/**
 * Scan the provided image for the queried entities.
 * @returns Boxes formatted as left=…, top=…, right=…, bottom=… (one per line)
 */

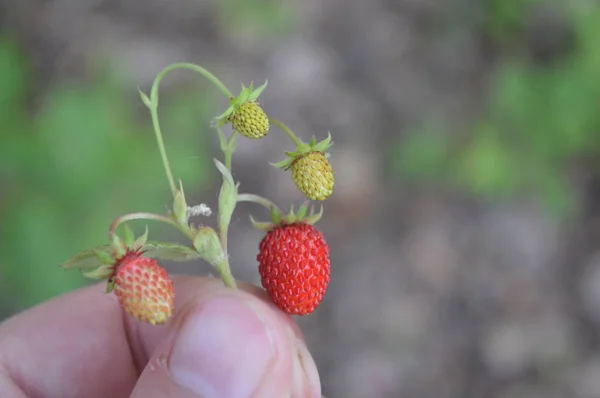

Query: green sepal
left=105, top=279, right=115, bottom=294
left=297, top=202, right=309, bottom=220
left=122, top=225, right=135, bottom=247
left=313, top=132, right=333, bottom=152
left=173, top=181, right=188, bottom=225
left=138, top=88, right=152, bottom=109
left=304, top=204, right=324, bottom=225
left=82, top=264, right=114, bottom=280
left=142, top=241, right=202, bottom=262
left=248, top=80, right=268, bottom=101
left=94, top=248, right=114, bottom=266
left=132, top=226, right=149, bottom=251
left=61, top=245, right=113, bottom=271
left=270, top=206, right=282, bottom=225
left=270, top=132, right=333, bottom=171
left=214, top=158, right=238, bottom=237
left=249, top=214, right=274, bottom=231
left=286, top=204, right=296, bottom=222
left=248, top=203, right=325, bottom=232
left=111, top=233, right=127, bottom=259
left=270, top=157, right=295, bottom=170
left=192, top=227, right=226, bottom=267
left=212, top=81, right=268, bottom=127
left=61, top=237, right=201, bottom=272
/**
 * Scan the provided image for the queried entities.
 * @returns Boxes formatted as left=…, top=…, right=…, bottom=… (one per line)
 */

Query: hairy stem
left=147, top=63, right=234, bottom=198
left=237, top=193, right=283, bottom=214
left=216, top=258, right=237, bottom=289
left=109, top=212, right=193, bottom=242
left=224, top=131, right=238, bottom=171
left=148, top=105, right=178, bottom=197
left=151, top=63, right=233, bottom=101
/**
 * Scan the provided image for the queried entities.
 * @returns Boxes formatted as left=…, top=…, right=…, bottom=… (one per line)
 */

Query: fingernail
left=169, top=295, right=274, bottom=398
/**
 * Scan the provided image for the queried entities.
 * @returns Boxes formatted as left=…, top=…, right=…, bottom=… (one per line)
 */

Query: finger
left=0, top=275, right=320, bottom=398
left=131, top=283, right=321, bottom=397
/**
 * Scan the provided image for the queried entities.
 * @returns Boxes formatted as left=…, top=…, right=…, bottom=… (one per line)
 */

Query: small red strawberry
left=254, top=205, right=330, bottom=315
left=110, top=251, right=175, bottom=325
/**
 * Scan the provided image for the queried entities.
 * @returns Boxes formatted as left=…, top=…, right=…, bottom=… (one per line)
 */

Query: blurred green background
left=0, top=39, right=216, bottom=310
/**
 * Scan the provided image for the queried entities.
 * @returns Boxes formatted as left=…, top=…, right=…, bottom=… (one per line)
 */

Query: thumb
left=130, top=283, right=321, bottom=398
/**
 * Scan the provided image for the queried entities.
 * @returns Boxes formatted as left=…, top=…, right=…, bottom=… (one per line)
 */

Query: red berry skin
left=113, top=257, right=175, bottom=325
left=257, top=223, right=330, bottom=315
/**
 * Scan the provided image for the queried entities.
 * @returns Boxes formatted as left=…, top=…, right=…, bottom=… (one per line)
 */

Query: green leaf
left=141, top=241, right=202, bottom=262
left=192, top=227, right=226, bottom=267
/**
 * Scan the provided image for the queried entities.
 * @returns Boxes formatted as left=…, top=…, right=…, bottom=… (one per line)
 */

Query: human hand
left=0, top=276, right=322, bottom=398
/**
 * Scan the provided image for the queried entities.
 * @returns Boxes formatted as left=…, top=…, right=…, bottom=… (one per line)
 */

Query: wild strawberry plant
left=61, top=62, right=334, bottom=324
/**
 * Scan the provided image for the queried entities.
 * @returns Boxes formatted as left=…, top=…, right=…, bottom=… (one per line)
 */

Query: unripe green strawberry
left=291, top=151, right=334, bottom=201
left=271, top=132, right=335, bottom=201
left=112, top=255, right=175, bottom=325
left=230, top=101, right=269, bottom=139
left=257, top=223, right=330, bottom=315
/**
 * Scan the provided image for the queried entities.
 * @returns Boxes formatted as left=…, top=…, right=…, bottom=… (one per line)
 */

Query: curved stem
left=269, top=118, right=303, bottom=146
left=151, top=63, right=233, bottom=101
left=147, top=63, right=234, bottom=198
left=109, top=212, right=193, bottom=242
left=237, top=193, right=283, bottom=214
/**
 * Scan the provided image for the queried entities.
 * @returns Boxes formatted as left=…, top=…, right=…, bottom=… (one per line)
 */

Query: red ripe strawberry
left=257, top=223, right=330, bottom=315
left=111, top=252, right=175, bottom=325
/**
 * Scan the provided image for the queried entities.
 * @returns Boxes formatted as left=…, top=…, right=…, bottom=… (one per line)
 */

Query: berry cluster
left=61, top=62, right=335, bottom=324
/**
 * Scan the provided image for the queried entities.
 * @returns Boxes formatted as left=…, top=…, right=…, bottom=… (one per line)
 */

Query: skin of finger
left=130, top=288, right=300, bottom=398
left=126, top=276, right=307, bottom=370
left=0, top=275, right=308, bottom=398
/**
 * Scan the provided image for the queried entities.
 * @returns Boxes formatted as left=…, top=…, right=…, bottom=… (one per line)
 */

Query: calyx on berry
left=213, top=81, right=268, bottom=127
left=271, top=132, right=333, bottom=171
left=249, top=202, right=324, bottom=232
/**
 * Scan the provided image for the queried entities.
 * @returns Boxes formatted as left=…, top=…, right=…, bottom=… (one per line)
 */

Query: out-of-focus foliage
left=217, top=0, right=296, bottom=38
left=0, top=37, right=212, bottom=311
left=392, top=2, right=600, bottom=216
left=0, top=0, right=292, bottom=316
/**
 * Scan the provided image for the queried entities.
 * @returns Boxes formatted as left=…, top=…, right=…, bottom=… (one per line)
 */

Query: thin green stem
left=216, top=258, right=237, bottom=288
left=151, top=63, right=233, bottom=101
left=224, top=131, right=238, bottom=171
left=109, top=212, right=194, bottom=242
left=147, top=63, right=234, bottom=198
left=237, top=193, right=283, bottom=214
left=270, top=118, right=303, bottom=146
left=149, top=106, right=178, bottom=197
